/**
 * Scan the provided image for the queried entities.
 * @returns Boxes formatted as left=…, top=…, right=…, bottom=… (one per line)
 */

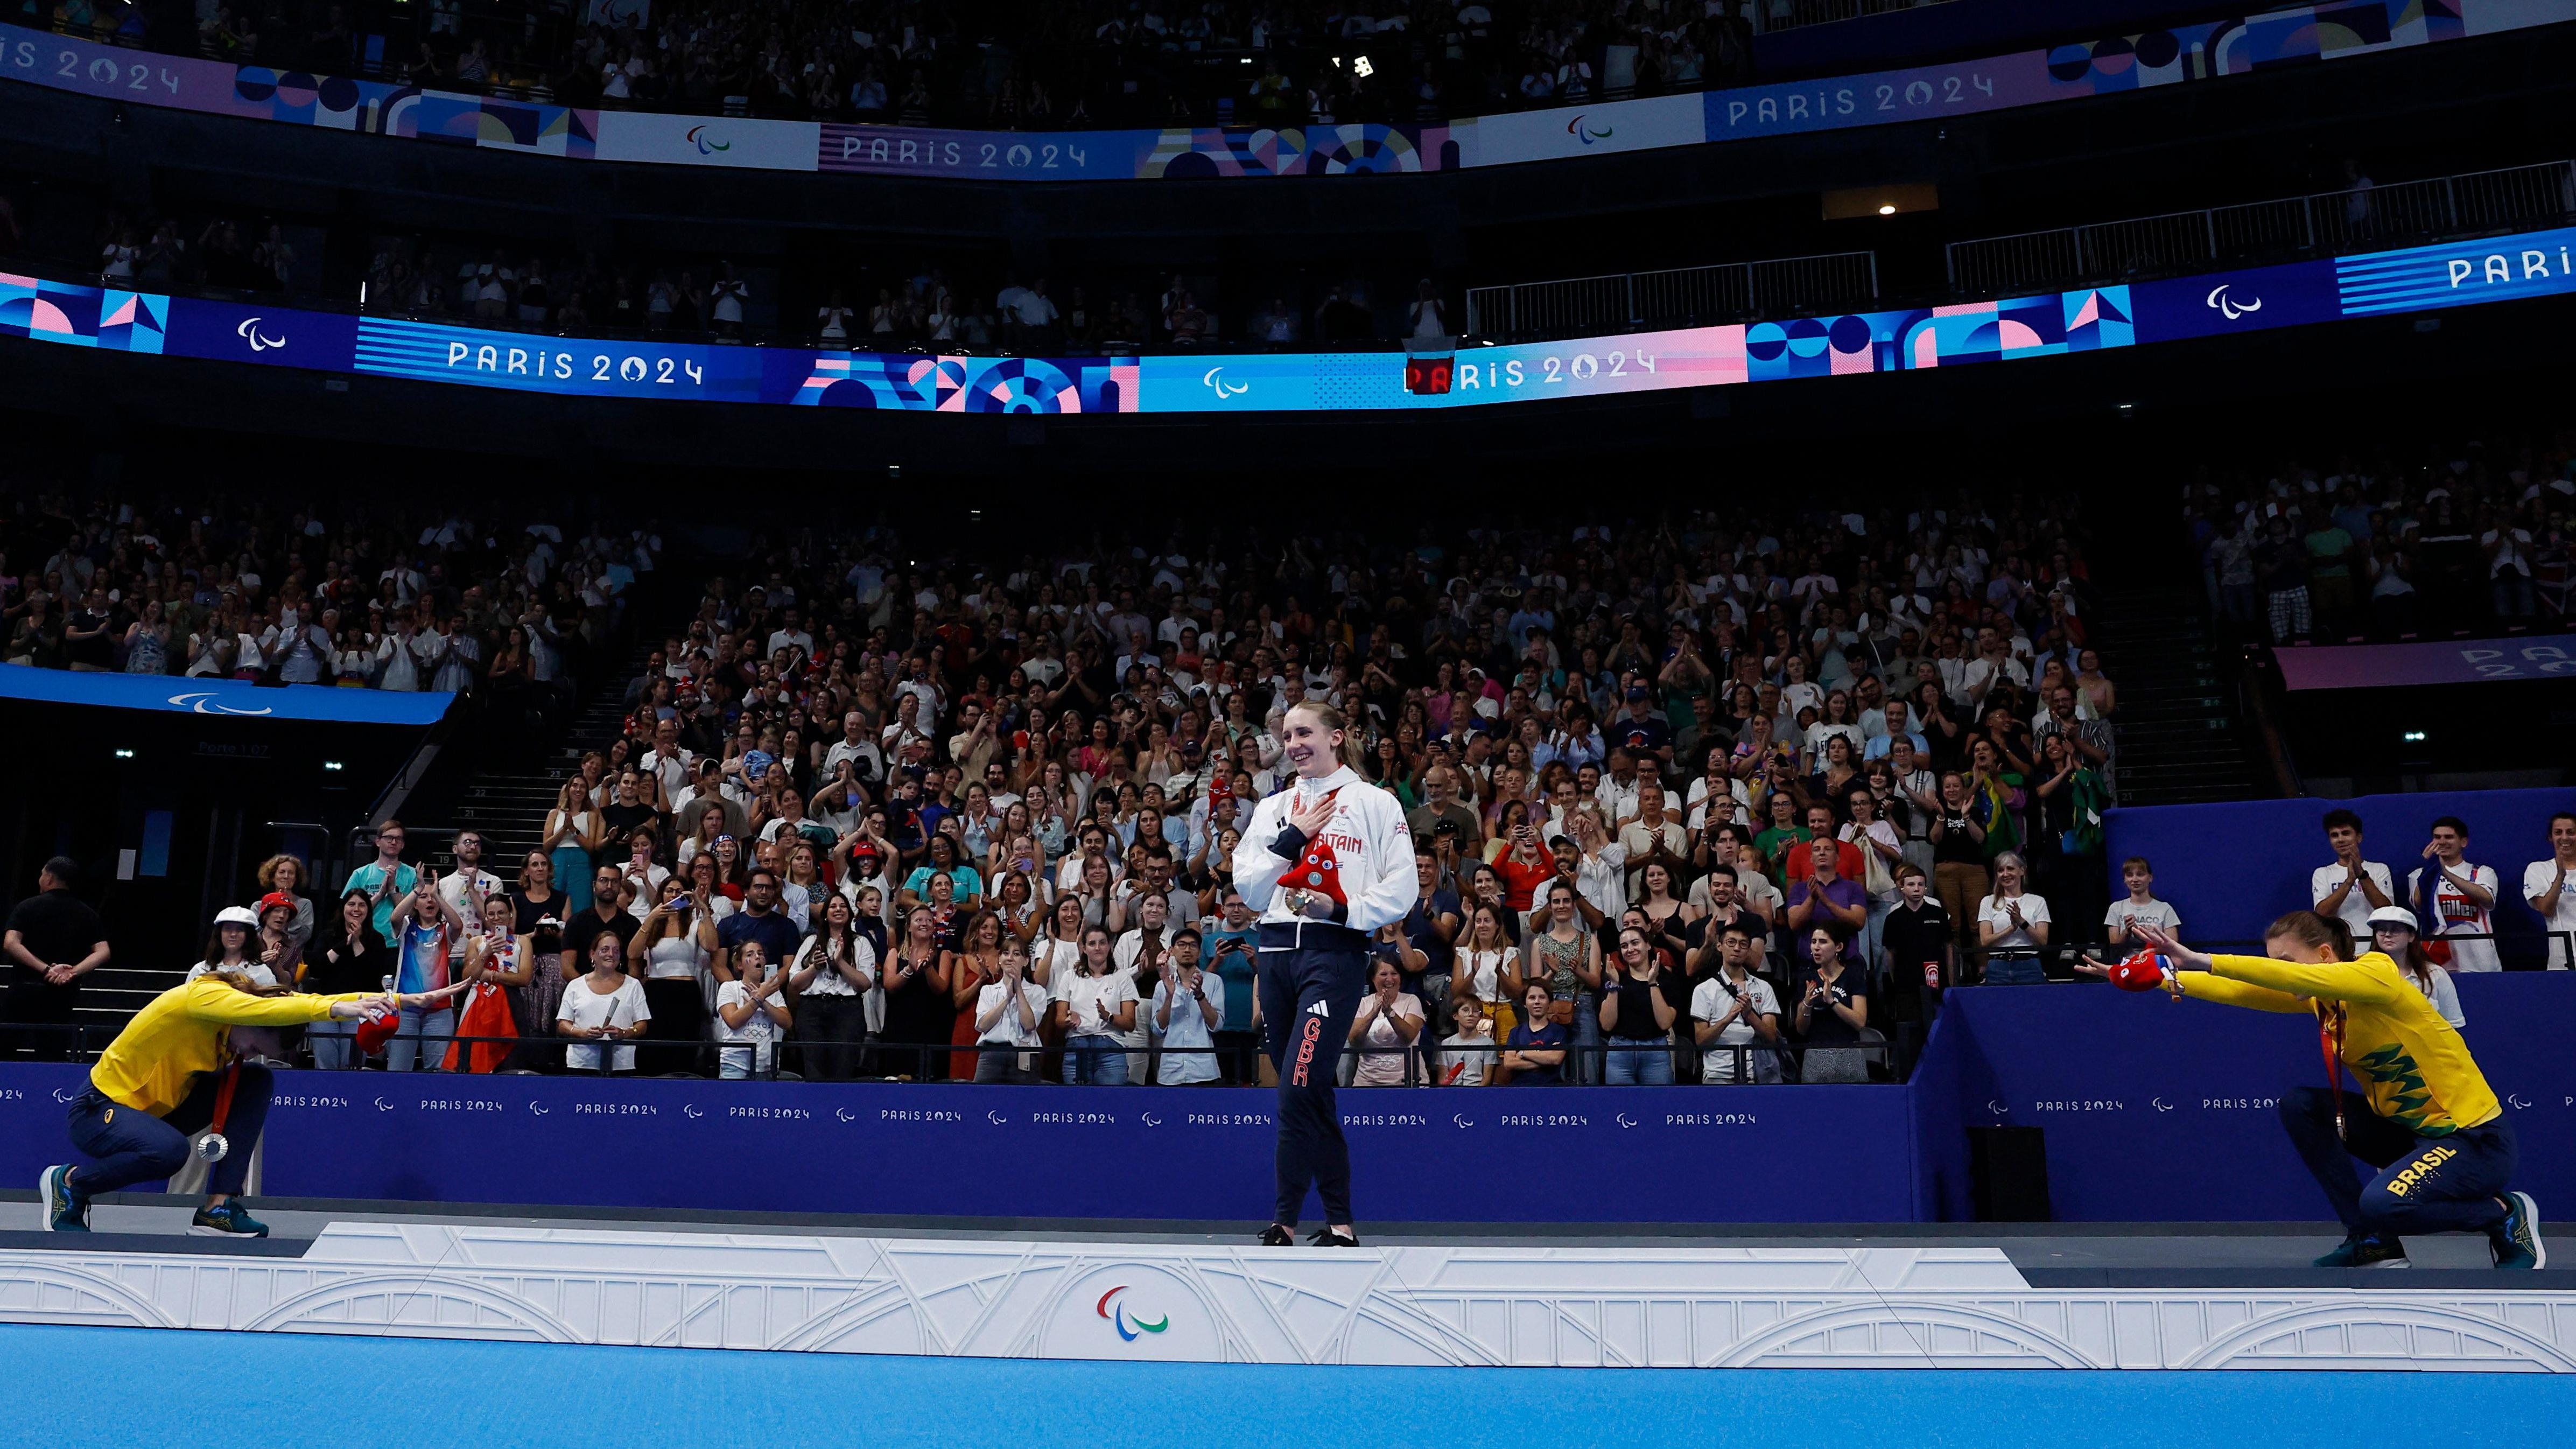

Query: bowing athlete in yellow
left=2090, top=911, right=2543, bottom=1269
left=39, top=969, right=464, bottom=1238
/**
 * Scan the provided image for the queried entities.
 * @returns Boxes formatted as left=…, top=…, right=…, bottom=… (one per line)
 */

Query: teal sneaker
left=188, top=1202, right=269, bottom=1239
left=38, top=1165, right=88, bottom=1233
left=2314, top=1233, right=2409, bottom=1268
left=2491, top=1191, right=2546, bottom=1270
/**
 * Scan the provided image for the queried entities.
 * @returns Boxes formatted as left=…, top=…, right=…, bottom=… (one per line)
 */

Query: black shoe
left=1258, top=1224, right=1295, bottom=1246
left=1308, top=1227, right=1361, bottom=1247
left=2314, top=1233, right=2408, bottom=1269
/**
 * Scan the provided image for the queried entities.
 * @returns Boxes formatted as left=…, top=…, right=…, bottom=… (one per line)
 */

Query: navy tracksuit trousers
left=1259, top=920, right=1369, bottom=1226
left=2278, top=1085, right=2515, bottom=1238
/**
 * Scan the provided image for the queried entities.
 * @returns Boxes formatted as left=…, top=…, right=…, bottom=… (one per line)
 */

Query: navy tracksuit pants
left=1259, top=920, right=1369, bottom=1227
left=2278, top=1084, right=2515, bottom=1239
left=67, top=1063, right=273, bottom=1198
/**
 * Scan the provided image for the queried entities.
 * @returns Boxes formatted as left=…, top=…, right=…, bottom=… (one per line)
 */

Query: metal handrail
left=1466, top=250, right=1880, bottom=342
left=1946, top=159, right=2576, bottom=296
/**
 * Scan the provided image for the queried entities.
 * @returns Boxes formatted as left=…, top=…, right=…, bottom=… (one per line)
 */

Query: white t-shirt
left=2310, top=859, right=2395, bottom=942
left=795, top=933, right=877, bottom=996
left=975, top=978, right=1051, bottom=1048
left=1977, top=892, right=2051, bottom=953
left=437, top=868, right=506, bottom=960
left=2407, top=861, right=2501, bottom=972
left=1055, top=968, right=1139, bottom=1039
left=2523, top=858, right=2576, bottom=969
left=1690, top=972, right=1780, bottom=1076
left=2103, top=896, right=2181, bottom=942
left=2412, top=962, right=2467, bottom=1028
left=557, top=975, right=649, bottom=1072
left=715, top=979, right=786, bottom=1073
left=1147, top=973, right=1224, bottom=1083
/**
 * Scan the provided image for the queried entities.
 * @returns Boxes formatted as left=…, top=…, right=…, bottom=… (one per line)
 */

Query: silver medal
left=194, top=1132, right=230, bottom=1164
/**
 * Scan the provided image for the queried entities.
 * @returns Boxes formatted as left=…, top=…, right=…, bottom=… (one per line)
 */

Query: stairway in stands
left=2089, top=586, right=2266, bottom=806
left=448, top=640, right=658, bottom=871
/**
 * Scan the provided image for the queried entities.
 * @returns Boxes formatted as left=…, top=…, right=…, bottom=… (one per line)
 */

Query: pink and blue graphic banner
left=5, top=0, right=2564, bottom=182
left=2272, top=635, right=2576, bottom=690
left=14, top=220, right=2576, bottom=414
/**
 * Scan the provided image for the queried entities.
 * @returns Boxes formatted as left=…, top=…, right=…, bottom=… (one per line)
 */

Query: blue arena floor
left=3, top=1324, right=2573, bottom=1448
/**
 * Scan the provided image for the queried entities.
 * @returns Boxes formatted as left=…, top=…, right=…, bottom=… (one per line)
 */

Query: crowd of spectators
left=59, top=0, right=1772, bottom=130
left=0, top=487, right=656, bottom=716
left=2187, top=438, right=2576, bottom=644
left=151, top=492, right=2136, bottom=1087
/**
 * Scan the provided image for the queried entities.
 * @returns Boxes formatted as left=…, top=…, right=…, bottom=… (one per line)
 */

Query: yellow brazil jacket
left=90, top=977, right=374, bottom=1117
left=2178, top=951, right=2500, bottom=1137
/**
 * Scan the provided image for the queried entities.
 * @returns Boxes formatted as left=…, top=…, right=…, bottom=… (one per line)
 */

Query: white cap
left=213, top=905, right=260, bottom=928
left=2366, top=905, right=2420, bottom=934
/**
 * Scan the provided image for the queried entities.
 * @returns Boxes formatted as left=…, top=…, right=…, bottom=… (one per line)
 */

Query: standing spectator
left=1202, top=891, right=1261, bottom=1083
left=1789, top=925, right=1871, bottom=1083
left=436, top=829, right=503, bottom=984
left=1439, top=997, right=1497, bottom=1086
left=973, top=939, right=1049, bottom=1083
left=2256, top=515, right=2312, bottom=644
left=1975, top=852, right=2051, bottom=985
left=342, top=820, right=419, bottom=944
left=3, top=858, right=110, bottom=1060
left=1691, top=919, right=1782, bottom=1084
left=2408, top=816, right=2501, bottom=973
left=2311, top=808, right=2395, bottom=943
left=385, top=871, right=467, bottom=1070
left=1877, top=864, right=1951, bottom=1030
left=713, top=940, right=791, bottom=1079
left=2103, top=858, right=2181, bottom=948
left=1523, top=880, right=1602, bottom=1082
left=2525, top=812, right=2576, bottom=970
left=880, top=905, right=956, bottom=1081
left=1929, top=773, right=1989, bottom=976
left=1597, top=925, right=1677, bottom=1084
left=790, top=893, right=877, bottom=1080
left=1054, top=923, right=1134, bottom=1085
left=630, top=878, right=717, bottom=1075
left=303, top=890, right=386, bottom=1070
left=715, top=869, right=803, bottom=986
left=558, top=930, right=649, bottom=1075
left=1346, top=957, right=1424, bottom=1087
left=1498, top=981, right=1567, bottom=1086
left=1406, top=279, right=1450, bottom=340
left=1785, top=839, right=1866, bottom=962
left=1149, top=929, right=1224, bottom=1086
left=1840, top=788, right=1904, bottom=971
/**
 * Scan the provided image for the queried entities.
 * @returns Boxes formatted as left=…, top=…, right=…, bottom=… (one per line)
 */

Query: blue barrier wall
left=1925, top=974, right=2576, bottom=1221
left=2103, top=786, right=2575, bottom=949
left=0, top=1065, right=1915, bottom=1224
left=6, top=974, right=2567, bottom=1226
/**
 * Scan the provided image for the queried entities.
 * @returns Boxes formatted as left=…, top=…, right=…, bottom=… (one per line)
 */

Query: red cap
left=353, top=1004, right=403, bottom=1055
left=257, top=891, right=297, bottom=919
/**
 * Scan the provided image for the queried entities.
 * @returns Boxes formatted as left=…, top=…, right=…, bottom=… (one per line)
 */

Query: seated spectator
left=2368, top=905, right=2465, bottom=1029
left=557, top=929, right=648, bottom=1075
left=713, top=939, right=792, bottom=1079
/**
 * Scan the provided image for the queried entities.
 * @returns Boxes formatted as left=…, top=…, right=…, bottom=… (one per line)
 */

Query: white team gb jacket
left=1232, top=764, right=1415, bottom=933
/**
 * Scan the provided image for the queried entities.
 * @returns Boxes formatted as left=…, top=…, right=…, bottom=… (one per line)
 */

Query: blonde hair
left=255, top=853, right=306, bottom=890
left=206, top=967, right=291, bottom=998
left=1285, top=699, right=1368, bottom=771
